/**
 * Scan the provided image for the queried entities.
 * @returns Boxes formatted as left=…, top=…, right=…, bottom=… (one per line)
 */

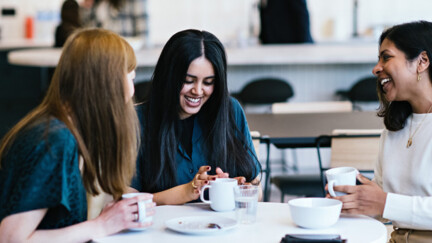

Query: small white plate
left=165, top=216, right=237, bottom=235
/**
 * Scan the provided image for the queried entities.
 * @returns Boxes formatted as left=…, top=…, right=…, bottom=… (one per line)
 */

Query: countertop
left=0, top=38, right=53, bottom=51
left=8, top=43, right=379, bottom=68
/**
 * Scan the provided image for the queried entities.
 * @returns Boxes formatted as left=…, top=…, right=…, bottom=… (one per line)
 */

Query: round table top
left=94, top=202, right=387, bottom=243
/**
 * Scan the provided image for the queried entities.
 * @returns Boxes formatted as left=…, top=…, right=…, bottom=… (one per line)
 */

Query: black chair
left=233, top=77, right=294, bottom=105
left=134, top=81, right=151, bottom=103
left=270, top=173, right=324, bottom=202
left=315, top=131, right=381, bottom=195
left=271, top=130, right=381, bottom=202
left=336, top=76, right=378, bottom=111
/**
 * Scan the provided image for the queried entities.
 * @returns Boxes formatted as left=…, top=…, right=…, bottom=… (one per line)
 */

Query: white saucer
left=165, top=216, right=237, bottom=235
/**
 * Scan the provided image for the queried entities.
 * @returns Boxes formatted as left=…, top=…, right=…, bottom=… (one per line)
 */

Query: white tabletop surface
left=93, top=202, right=387, bottom=243
left=7, top=43, right=379, bottom=67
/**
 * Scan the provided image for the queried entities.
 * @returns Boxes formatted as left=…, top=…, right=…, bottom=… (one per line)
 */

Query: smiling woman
left=329, top=21, right=432, bottom=242
left=0, top=29, right=155, bottom=242
left=132, top=29, right=261, bottom=205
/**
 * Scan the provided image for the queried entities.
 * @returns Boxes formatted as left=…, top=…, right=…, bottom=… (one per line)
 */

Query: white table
left=94, top=202, right=387, bottom=243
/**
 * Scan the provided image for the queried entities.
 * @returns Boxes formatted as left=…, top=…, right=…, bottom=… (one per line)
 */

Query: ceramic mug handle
left=328, top=180, right=337, bottom=197
left=200, top=185, right=211, bottom=203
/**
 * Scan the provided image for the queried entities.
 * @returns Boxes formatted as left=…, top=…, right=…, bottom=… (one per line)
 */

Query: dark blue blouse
left=132, top=97, right=260, bottom=191
left=0, top=118, right=87, bottom=229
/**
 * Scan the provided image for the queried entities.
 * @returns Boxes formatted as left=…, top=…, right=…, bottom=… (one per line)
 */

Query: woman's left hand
left=329, top=174, right=387, bottom=216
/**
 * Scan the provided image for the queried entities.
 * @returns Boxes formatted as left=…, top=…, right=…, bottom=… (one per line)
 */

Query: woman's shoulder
left=34, top=118, right=74, bottom=141
left=229, top=96, right=242, bottom=109
left=230, top=97, right=243, bottom=113
left=14, top=118, right=77, bottom=153
left=228, top=96, right=247, bottom=121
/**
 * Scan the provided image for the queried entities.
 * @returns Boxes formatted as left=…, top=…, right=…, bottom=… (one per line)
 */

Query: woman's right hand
left=93, top=193, right=155, bottom=237
left=189, top=166, right=218, bottom=200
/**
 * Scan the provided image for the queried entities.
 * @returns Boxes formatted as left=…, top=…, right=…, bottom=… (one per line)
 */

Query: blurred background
left=1, top=0, right=432, bottom=45
left=1, top=0, right=431, bottom=205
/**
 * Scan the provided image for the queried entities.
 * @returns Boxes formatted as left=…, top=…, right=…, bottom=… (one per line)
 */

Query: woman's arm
left=153, top=166, right=219, bottom=205
left=0, top=195, right=154, bottom=243
left=153, top=183, right=198, bottom=205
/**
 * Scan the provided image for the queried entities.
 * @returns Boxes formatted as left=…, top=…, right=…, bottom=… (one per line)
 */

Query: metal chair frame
left=315, top=133, right=381, bottom=195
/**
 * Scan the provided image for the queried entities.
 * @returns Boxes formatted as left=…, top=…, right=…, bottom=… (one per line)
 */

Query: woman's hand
left=189, top=166, right=218, bottom=200
left=93, top=193, right=155, bottom=237
left=328, top=174, right=387, bottom=216
left=215, top=167, right=246, bottom=185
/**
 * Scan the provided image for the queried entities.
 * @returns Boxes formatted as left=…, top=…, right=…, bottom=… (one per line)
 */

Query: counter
left=8, top=43, right=378, bottom=67
left=0, top=38, right=52, bottom=50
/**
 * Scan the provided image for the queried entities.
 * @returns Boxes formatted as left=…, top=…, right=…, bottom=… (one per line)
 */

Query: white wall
left=308, top=0, right=432, bottom=42
left=0, top=0, right=62, bottom=40
left=147, top=0, right=432, bottom=45
left=3, top=0, right=432, bottom=44
left=146, top=0, right=259, bottom=47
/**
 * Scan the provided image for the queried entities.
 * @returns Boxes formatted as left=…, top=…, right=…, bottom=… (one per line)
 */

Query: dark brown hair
left=376, top=21, right=432, bottom=131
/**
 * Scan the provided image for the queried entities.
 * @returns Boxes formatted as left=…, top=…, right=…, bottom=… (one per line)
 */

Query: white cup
left=122, top=192, right=153, bottom=230
left=325, top=167, right=358, bottom=197
left=200, top=178, right=237, bottom=212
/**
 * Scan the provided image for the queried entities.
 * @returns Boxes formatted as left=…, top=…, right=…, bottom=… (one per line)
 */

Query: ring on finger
left=192, top=174, right=200, bottom=189
left=191, top=180, right=198, bottom=189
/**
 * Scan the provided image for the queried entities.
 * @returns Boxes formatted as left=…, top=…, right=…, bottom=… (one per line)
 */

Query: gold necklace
left=407, top=104, right=432, bottom=148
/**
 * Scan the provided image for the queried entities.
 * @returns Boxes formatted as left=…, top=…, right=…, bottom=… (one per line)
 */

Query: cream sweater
left=375, top=113, right=432, bottom=230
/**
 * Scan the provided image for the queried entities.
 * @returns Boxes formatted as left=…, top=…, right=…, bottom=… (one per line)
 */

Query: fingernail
left=207, top=166, right=210, bottom=170
left=204, top=180, right=208, bottom=184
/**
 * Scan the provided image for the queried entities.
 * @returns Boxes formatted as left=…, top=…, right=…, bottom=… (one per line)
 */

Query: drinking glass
left=234, top=185, right=259, bottom=224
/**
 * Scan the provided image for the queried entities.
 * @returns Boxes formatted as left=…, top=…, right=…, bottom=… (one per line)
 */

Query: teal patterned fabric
left=0, top=118, right=87, bottom=229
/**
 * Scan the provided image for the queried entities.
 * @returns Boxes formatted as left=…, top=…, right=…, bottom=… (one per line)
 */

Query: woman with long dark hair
left=0, top=29, right=154, bottom=241
left=54, top=0, right=82, bottom=47
left=132, top=29, right=261, bottom=205
left=330, top=21, right=432, bottom=242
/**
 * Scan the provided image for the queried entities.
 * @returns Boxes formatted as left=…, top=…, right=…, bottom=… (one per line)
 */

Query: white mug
left=122, top=192, right=153, bottom=230
left=325, top=167, right=358, bottom=197
left=200, top=178, right=237, bottom=212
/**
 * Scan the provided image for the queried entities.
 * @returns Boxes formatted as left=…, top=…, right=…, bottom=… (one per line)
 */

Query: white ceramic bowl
left=288, top=198, right=342, bottom=229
